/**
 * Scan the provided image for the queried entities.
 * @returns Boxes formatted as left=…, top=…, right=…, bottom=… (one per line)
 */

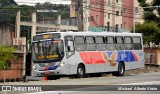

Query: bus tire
left=77, top=64, right=85, bottom=78
left=112, top=62, right=125, bottom=76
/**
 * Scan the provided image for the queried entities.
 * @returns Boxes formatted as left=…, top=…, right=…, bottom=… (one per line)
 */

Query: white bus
left=32, top=32, right=144, bottom=79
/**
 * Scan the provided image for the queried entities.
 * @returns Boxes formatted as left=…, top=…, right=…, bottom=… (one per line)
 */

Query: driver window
left=65, top=36, right=75, bottom=58
left=65, top=36, right=74, bottom=52
left=66, top=41, right=74, bottom=51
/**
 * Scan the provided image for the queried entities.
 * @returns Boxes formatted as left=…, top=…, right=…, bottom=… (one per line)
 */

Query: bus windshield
left=32, top=40, right=64, bottom=62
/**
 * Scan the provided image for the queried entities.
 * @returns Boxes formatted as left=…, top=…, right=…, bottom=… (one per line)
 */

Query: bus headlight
left=33, top=66, right=37, bottom=71
left=59, top=62, right=65, bottom=67
left=33, top=66, right=35, bottom=70
left=60, top=63, right=64, bottom=67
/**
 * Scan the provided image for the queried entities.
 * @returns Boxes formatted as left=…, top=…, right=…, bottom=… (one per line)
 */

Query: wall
left=144, top=47, right=160, bottom=65
left=0, top=24, right=13, bottom=46
left=122, top=0, right=134, bottom=31
left=90, top=0, right=104, bottom=27
left=0, top=24, right=25, bottom=81
left=0, top=54, right=23, bottom=81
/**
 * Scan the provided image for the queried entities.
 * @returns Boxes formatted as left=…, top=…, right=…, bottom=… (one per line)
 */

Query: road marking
left=120, top=81, right=160, bottom=85
left=26, top=91, right=78, bottom=94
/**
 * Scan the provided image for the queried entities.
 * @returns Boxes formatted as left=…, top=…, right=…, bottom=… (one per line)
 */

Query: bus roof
left=34, top=31, right=142, bottom=37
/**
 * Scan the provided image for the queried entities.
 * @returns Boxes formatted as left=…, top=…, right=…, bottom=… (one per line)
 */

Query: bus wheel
left=112, top=62, right=125, bottom=76
left=77, top=64, right=85, bottom=78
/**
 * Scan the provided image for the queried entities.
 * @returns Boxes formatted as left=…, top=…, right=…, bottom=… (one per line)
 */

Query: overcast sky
left=14, top=0, right=71, bottom=5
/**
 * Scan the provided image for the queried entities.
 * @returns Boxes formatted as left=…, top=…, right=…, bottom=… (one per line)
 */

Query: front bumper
left=32, top=66, right=66, bottom=77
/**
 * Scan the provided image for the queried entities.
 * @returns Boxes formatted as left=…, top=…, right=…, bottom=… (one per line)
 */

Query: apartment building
left=70, top=0, right=142, bottom=32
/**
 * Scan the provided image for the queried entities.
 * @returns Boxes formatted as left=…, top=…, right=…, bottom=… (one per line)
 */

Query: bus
left=32, top=32, right=144, bottom=79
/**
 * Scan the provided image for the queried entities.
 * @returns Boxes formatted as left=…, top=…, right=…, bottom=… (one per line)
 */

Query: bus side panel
left=65, top=52, right=96, bottom=75
left=131, top=50, right=144, bottom=69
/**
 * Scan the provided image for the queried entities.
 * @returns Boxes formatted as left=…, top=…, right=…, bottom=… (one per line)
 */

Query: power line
left=84, top=0, right=135, bottom=12
left=83, top=5, right=142, bottom=19
left=82, top=1, right=144, bottom=16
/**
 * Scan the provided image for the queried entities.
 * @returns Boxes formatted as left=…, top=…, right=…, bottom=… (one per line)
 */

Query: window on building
left=115, top=24, right=119, bottom=32
left=107, top=22, right=110, bottom=31
left=96, top=0, right=99, bottom=8
left=106, top=37, right=115, bottom=50
left=96, top=37, right=106, bottom=51
left=121, top=10, right=122, bottom=15
left=116, top=11, right=119, bottom=16
left=124, top=22, right=126, bottom=29
left=88, top=16, right=94, bottom=22
left=115, top=36, right=124, bottom=50
left=123, top=8, right=127, bottom=13
left=108, top=13, right=110, bottom=19
left=116, top=0, right=118, bottom=3
left=85, top=37, right=96, bottom=51
left=75, top=36, right=86, bottom=51
left=132, top=37, right=142, bottom=50
left=108, top=0, right=111, bottom=6
left=135, top=7, right=139, bottom=13
left=96, top=15, right=98, bottom=20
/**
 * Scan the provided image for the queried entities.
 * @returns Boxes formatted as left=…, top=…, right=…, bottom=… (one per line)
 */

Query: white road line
left=26, top=91, right=78, bottom=94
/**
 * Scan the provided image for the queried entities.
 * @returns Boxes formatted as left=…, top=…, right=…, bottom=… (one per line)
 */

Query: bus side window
left=132, top=37, right=142, bottom=50
left=96, top=36, right=106, bottom=51
left=124, top=36, right=133, bottom=50
left=85, top=36, right=96, bottom=51
left=115, top=36, right=124, bottom=50
left=75, top=36, right=85, bottom=51
left=106, top=36, right=115, bottom=51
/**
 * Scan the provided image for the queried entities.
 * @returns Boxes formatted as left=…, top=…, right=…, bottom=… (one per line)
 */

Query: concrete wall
left=0, top=24, right=13, bottom=46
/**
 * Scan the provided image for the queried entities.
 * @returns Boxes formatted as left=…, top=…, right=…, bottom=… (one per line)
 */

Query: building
left=70, top=0, right=143, bottom=32
left=0, top=24, right=26, bottom=82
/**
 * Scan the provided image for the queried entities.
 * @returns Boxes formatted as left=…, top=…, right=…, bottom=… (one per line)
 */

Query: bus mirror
left=27, top=39, right=31, bottom=51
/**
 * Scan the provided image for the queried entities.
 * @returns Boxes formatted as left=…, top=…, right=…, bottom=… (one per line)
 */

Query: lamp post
left=3, top=63, right=6, bottom=83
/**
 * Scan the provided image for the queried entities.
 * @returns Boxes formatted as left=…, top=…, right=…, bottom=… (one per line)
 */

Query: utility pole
left=133, top=7, right=135, bottom=33
left=75, top=0, right=83, bottom=31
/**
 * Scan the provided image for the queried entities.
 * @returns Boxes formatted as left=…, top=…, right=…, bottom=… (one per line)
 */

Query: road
left=0, top=71, right=160, bottom=94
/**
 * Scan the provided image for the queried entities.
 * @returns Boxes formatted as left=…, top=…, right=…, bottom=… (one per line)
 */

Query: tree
left=35, top=2, right=70, bottom=21
left=0, top=0, right=17, bottom=7
left=143, top=11, right=158, bottom=22
left=0, top=0, right=18, bottom=24
left=0, top=45, right=16, bottom=70
left=136, top=0, right=160, bottom=46
left=133, top=22, right=160, bottom=46
left=138, top=0, right=160, bottom=22
left=152, top=0, right=160, bottom=15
